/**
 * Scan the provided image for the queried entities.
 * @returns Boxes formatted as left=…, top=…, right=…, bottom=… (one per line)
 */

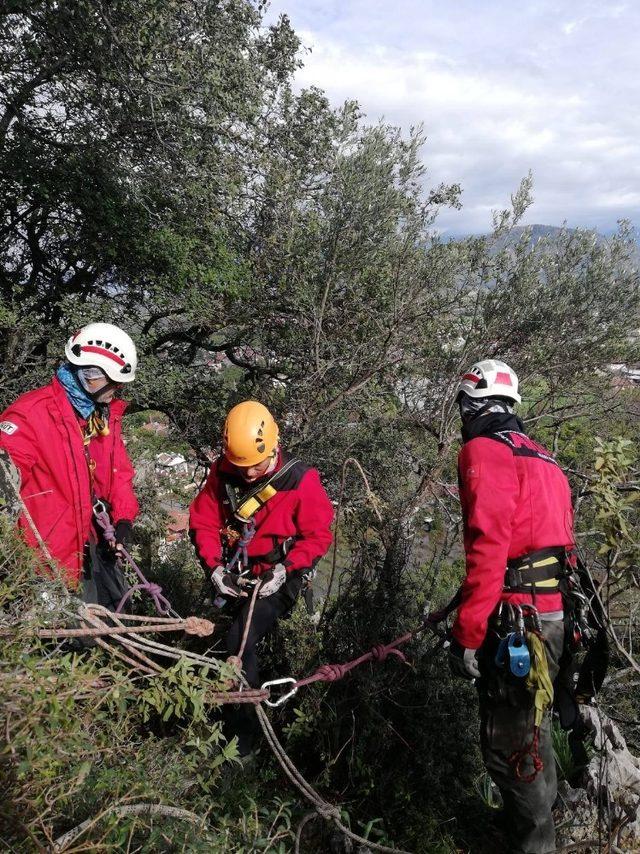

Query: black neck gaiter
left=461, top=407, right=526, bottom=443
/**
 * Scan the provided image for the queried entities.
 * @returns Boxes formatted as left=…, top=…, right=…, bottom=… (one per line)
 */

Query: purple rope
left=93, top=508, right=175, bottom=617
left=225, top=519, right=256, bottom=572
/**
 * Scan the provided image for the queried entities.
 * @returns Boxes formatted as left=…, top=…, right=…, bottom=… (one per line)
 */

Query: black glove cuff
left=448, top=637, right=464, bottom=659
left=114, top=519, right=133, bottom=546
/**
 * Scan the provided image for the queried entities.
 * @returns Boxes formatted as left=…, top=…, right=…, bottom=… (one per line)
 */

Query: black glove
left=448, top=638, right=481, bottom=680
left=114, top=520, right=133, bottom=549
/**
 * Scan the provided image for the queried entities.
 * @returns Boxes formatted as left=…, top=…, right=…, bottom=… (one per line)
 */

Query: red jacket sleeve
left=108, top=433, right=139, bottom=524
left=0, top=405, right=38, bottom=479
left=452, top=438, right=519, bottom=649
left=189, top=467, right=225, bottom=569
left=285, top=468, right=334, bottom=573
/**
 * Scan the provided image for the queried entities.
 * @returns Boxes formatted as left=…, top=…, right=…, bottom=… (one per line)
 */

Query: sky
left=264, top=0, right=640, bottom=235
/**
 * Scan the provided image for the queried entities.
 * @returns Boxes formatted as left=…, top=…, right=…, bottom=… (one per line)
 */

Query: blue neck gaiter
left=56, top=363, right=97, bottom=419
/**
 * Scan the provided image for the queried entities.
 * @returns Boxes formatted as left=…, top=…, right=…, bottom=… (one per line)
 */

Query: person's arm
left=452, top=438, right=519, bottom=650
left=108, top=431, right=139, bottom=528
left=189, top=467, right=225, bottom=570
left=0, top=407, right=39, bottom=481
left=284, top=468, right=334, bottom=573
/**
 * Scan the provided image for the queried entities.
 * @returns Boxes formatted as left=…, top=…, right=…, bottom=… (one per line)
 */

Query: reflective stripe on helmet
left=81, top=345, right=126, bottom=366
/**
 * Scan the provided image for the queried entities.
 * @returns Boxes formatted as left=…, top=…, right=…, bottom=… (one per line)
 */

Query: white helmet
left=457, top=359, right=521, bottom=404
left=65, top=323, right=137, bottom=383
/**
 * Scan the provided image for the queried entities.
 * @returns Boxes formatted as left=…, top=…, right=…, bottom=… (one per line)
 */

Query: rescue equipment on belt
left=508, top=629, right=554, bottom=783
left=495, top=631, right=531, bottom=677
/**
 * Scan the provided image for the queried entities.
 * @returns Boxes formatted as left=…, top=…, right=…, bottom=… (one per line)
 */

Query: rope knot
left=317, top=663, right=347, bottom=682
left=370, top=643, right=389, bottom=662
left=184, top=617, right=214, bottom=637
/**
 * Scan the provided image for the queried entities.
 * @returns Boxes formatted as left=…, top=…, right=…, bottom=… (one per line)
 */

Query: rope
left=0, top=456, right=65, bottom=582
left=237, top=579, right=261, bottom=660
left=255, top=703, right=411, bottom=853
left=0, top=615, right=214, bottom=640
left=293, top=631, right=414, bottom=691
left=51, top=801, right=204, bottom=852
left=225, top=518, right=256, bottom=573
left=508, top=726, right=544, bottom=783
left=92, top=507, right=178, bottom=618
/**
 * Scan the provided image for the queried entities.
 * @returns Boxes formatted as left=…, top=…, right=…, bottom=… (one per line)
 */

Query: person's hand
left=425, top=606, right=449, bottom=625
left=448, top=638, right=481, bottom=680
left=258, top=563, right=287, bottom=598
left=211, top=566, right=247, bottom=598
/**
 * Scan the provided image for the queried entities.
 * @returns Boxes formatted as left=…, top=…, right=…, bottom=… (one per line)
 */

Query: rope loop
left=508, top=727, right=544, bottom=783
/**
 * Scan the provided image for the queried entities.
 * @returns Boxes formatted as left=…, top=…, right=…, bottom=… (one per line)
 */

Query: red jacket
left=0, top=377, right=138, bottom=586
left=452, top=428, right=574, bottom=649
left=189, top=451, right=334, bottom=576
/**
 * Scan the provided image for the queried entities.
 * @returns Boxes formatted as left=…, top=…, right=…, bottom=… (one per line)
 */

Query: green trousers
left=477, top=620, right=565, bottom=854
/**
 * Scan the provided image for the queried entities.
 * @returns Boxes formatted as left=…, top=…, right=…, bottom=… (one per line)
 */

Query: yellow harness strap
left=234, top=484, right=278, bottom=521
left=525, top=632, right=554, bottom=727
left=232, top=458, right=300, bottom=523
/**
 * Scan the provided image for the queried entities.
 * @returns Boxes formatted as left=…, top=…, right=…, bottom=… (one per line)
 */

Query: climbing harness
left=226, top=457, right=300, bottom=525
left=214, top=458, right=302, bottom=606
left=503, top=547, right=566, bottom=596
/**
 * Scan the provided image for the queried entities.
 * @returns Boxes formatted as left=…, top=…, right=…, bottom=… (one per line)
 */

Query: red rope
left=293, top=631, right=413, bottom=689
left=508, top=726, right=544, bottom=783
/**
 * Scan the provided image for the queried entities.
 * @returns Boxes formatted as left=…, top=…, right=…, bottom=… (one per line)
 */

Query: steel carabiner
left=261, top=677, right=299, bottom=708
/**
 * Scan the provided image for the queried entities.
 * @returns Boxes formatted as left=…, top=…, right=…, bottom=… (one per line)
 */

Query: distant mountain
left=492, top=224, right=640, bottom=266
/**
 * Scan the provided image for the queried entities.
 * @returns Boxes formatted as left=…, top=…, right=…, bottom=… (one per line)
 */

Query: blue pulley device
left=495, top=632, right=531, bottom=677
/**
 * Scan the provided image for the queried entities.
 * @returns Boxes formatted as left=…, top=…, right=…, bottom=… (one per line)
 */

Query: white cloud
left=265, top=0, right=640, bottom=234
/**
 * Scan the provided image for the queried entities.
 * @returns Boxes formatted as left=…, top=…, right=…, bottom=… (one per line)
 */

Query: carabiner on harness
left=92, top=498, right=108, bottom=517
left=262, top=677, right=298, bottom=708
left=495, top=607, right=531, bottom=677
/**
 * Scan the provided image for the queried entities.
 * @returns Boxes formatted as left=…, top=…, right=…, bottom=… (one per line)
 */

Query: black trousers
left=224, top=573, right=302, bottom=754
left=477, top=620, right=565, bottom=854
left=81, top=536, right=130, bottom=612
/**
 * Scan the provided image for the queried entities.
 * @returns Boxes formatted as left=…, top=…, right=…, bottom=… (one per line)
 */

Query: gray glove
left=211, top=566, right=247, bottom=598
left=448, top=639, right=481, bottom=680
left=258, top=563, right=287, bottom=598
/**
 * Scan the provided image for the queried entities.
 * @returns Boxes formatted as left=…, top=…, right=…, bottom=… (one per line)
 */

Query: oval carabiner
left=261, top=677, right=298, bottom=708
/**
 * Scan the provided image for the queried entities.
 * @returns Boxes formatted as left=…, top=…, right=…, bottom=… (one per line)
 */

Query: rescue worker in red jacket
left=190, top=400, right=333, bottom=754
left=0, top=322, right=139, bottom=609
left=447, top=359, right=573, bottom=854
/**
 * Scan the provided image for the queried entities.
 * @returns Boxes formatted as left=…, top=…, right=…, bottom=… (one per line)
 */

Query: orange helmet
left=222, top=401, right=279, bottom=467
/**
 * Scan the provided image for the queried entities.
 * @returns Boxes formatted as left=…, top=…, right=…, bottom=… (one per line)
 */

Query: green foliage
left=0, top=519, right=300, bottom=851
left=592, top=436, right=639, bottom=570
left=2, top=1, right=640, bottom=851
